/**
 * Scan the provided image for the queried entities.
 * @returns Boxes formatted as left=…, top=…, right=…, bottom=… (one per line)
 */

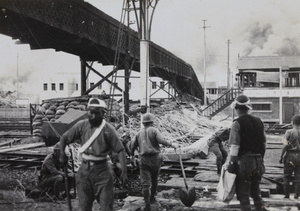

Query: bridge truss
left=0, top=0, right=204, bottom=106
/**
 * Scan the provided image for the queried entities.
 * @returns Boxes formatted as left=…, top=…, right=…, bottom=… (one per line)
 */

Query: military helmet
left=87, top=98, right=107, bottom=109
left=142, top=113, right=155, bottom=123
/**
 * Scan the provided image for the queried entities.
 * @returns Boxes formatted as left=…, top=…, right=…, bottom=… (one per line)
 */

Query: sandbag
left=217, top=164, right=236, bottom=203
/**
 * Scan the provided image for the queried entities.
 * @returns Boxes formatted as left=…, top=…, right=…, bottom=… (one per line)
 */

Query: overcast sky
left=0, top=0, right=300, bottom=95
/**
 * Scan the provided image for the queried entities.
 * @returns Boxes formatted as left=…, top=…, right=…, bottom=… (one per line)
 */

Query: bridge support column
left=80, top=58, right=87, bottom=96
left=139, top=0, right=150, bottom=117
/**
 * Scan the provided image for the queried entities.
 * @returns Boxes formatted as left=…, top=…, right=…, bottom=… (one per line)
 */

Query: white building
left=40, top=66, right=174, bottom=103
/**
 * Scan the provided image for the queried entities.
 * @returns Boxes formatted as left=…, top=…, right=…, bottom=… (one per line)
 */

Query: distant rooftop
left=238, top=56, right=300, bottom=71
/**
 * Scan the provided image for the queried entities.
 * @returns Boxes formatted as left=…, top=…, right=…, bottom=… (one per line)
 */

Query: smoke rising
left=1, top=0, right=300, bottom=94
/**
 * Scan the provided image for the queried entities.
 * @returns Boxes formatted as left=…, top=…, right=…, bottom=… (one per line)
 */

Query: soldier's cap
left=230, top=94, right=252, bottom=110
left=87, top=98, right=107, bottom=109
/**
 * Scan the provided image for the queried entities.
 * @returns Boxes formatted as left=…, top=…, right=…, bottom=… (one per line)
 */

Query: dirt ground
left=0, top=134, right=286, bottom=211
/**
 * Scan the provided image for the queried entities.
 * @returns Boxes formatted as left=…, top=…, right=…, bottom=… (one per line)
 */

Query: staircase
left=202, top=88, right=240, bottom=118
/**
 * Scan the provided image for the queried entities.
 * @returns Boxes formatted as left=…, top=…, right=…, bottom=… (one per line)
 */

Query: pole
left=227, top=40, right=231, bottom=89
left=17, top=54, right=19, bottom=98
left=124, top=0, right=131, bottom=123
left=80, top=59, right=87, bottom=95
left=202, top=20, right=210, bottom=105
left=64, top=166, right=72, bottom=211
left=279, top=66, right=283, bottom=124
left=140, top=0, right=150, bottom=126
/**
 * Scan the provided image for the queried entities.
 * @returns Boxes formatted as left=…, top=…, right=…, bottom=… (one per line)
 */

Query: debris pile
left=31, top=96, right=232, bottom=147
left=123, top=100, right=231, bottom=147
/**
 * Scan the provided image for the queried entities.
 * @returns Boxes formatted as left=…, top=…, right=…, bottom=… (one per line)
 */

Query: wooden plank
left=0, top=143, right=45, bottom=153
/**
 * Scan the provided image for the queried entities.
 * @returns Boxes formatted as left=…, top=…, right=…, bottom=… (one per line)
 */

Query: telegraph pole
left=227, top=39, right=231, bottom=89
left=202, top=20, right=210, bottom=105
left=16, top=54, right=19, bottom=98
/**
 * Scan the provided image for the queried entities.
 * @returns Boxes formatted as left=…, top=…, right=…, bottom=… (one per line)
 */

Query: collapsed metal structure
left=0, top=0, right=204, bottom=104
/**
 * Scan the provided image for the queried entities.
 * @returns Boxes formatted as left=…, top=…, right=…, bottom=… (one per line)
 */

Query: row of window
left=252, top=103, right=271, bottom=111
left=43, top=81, right=166, bottom=91
left=152, top=81, right=165, bottom=89
left=43, top=83, right=64, bottom=91
left=240, top=72, right=300, bottom=88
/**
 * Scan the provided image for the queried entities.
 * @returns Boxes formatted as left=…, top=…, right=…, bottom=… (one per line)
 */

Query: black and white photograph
left=0, top=0, right=300, bottom=210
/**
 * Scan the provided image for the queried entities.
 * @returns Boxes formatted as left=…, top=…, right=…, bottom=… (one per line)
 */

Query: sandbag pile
left=32, top=96, right=122, bottom=137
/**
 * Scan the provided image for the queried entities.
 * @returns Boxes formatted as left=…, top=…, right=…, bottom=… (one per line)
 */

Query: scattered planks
left=0, top=142, right=45, bottom=153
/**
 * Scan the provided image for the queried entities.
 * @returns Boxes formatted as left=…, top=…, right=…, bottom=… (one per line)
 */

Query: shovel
left=176, top=148, right=196, bottom=207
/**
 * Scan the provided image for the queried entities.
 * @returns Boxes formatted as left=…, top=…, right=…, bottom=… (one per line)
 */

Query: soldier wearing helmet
left=279, top=114, right=300, bottom=199
left=227, top=95, right=266, bottom=211
left=131, top=113, right=179, bottom=211
left=59, top=97, right=128, bottom=211
left=39, top=142, right=74, bottom=200
left=208, top=127, right=230, bottom=175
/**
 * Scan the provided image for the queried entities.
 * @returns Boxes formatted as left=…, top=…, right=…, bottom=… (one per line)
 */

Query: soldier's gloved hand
left=279, top=158, right=283, bottom=164
left=227, top=162, right=236, bottom=174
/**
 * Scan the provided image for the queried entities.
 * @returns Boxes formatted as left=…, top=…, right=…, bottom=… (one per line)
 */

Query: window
left=43, top=83, right=47, bottom=91
left=152, top=82, right=157, bottom=89
left=241, top=73, right=256, bottom=87
left=129, top=82, right=131, bottom=89
left=285, top=73, right=300, bottom=87
left=160, top=81, right=164, bottom=89
left=59, top=83, right=64, bottom=90
left=252, top=103, right=271, bottom=111
left=51, top=83, right=55, bottom=91
left=75, top=83, right=78, bottom=91
left=90, top=83, right=94, bottom=88
left=208, top=88, right=217, bottom=94
left=98, top=84, right=102, bottom=89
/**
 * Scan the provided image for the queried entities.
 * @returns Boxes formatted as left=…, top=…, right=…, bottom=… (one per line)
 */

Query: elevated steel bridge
left=0, top=0, right=204, bottom=102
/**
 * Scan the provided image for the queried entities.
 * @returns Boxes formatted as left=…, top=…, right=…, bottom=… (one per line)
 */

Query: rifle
left=64, top=165, right=72, bottom=211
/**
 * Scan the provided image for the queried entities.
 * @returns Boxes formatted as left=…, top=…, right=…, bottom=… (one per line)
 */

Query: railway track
left=0, top=152, right=45, bottom=169
left=0, top=118, right=32, bottom=131
left=0, top=134, right=33, bottom=139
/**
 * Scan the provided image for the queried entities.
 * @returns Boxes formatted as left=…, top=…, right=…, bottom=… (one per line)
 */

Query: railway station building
left=237, top=56, right=300, bottom=125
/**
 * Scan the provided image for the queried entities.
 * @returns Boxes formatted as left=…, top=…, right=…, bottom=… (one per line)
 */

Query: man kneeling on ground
left=39, top=142, right=75, bottom=200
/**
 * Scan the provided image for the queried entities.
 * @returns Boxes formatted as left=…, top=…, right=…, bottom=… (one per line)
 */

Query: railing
left=202, top=88, right=240, bottom=118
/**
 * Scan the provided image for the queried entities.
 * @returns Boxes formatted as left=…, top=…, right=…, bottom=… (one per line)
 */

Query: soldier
left=59, top=97, right=128, bottom=211
left=279, top=114, right=300, bottom=199
left=208, top=127, right=230, bottom=175
left=131, top=113, right=178, bottom=211
left=227, top=95, right=267, bottom=211
left=39, top=142, right=74, bottom=200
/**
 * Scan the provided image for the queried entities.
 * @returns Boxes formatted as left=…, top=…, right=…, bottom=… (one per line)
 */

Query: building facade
left=40, top=68, right=175, bottom=103
left=237, top=56, right=300, bottom=124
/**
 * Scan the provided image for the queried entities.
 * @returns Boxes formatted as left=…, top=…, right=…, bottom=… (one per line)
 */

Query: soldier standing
left=279, top=114, right=300, bottom=199
left=59, top=98, right=128, bottom=211
left=131, top=113, right=178, bottom=211
left=227, top=95, right=267, bottom=211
